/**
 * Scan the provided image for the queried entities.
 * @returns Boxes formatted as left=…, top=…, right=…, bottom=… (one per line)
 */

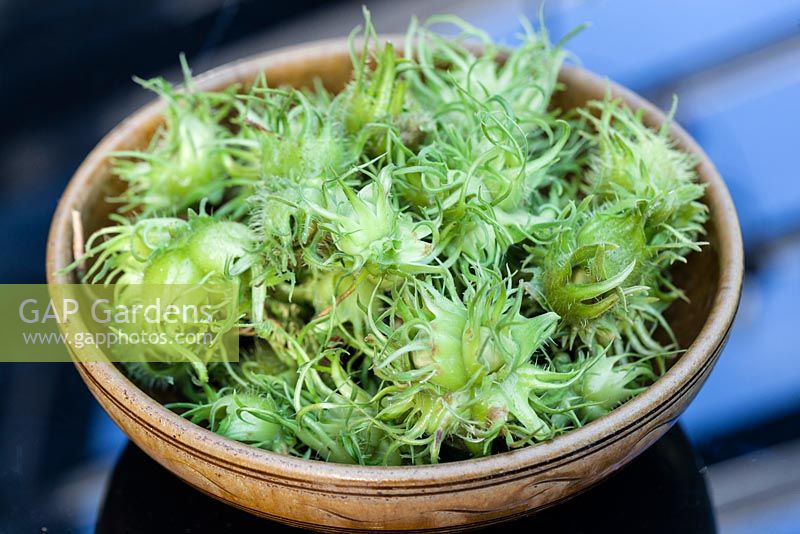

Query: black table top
left=93, top=425, right=715, bottom=533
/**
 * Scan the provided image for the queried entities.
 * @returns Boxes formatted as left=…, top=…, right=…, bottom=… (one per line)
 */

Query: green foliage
left=66, top=10, right=708, bottom=465
left=111, top=56, right=237, bottom=215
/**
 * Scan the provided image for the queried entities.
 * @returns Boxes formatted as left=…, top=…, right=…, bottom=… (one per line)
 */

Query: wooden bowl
left=46, top=37, right=743, bottom=532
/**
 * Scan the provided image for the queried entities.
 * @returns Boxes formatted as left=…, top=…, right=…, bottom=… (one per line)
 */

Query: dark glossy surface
left=95, top=426, right=714, bottom=533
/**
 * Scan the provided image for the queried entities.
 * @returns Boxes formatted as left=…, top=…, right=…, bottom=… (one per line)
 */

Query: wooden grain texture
left=45, top=37, right=743, bottom=532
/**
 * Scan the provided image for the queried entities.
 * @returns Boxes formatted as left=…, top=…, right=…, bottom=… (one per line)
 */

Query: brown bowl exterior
left=46, top=38, right=743, bottom=532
